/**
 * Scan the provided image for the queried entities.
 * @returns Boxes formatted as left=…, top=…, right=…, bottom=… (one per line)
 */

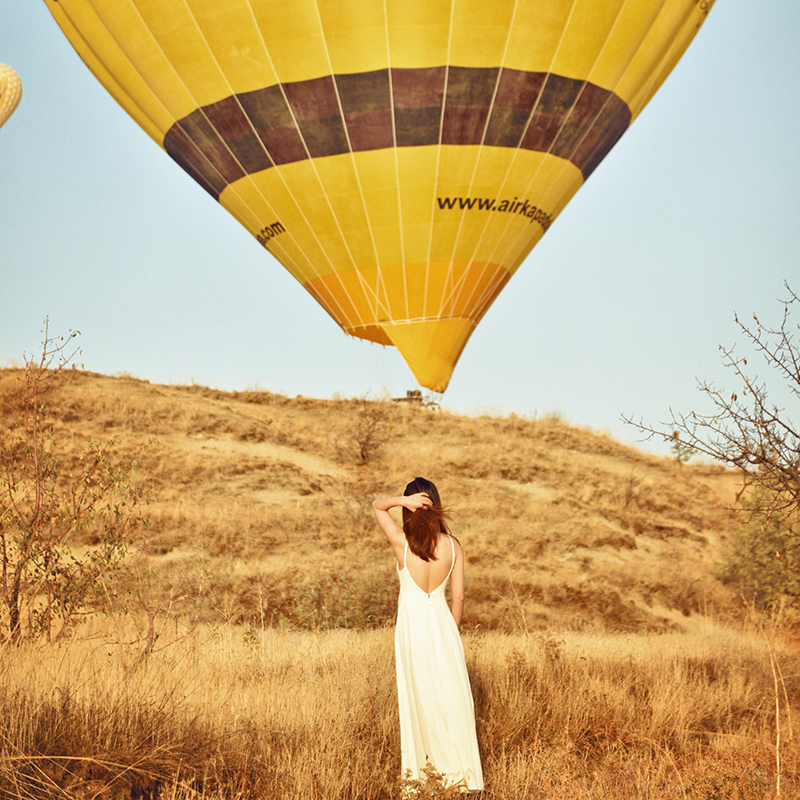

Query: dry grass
left=2, top=368, right=796, bottom=797
left=0, top=368, right=742, bottom=635
left=0, top=620, right=797, bottom=798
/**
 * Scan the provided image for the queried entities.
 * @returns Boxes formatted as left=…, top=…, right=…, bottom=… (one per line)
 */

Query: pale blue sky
left=1, top=1, right=798, bottom=452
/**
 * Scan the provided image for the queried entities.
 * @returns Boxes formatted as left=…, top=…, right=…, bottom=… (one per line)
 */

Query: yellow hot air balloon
left=46, top=0, right=714, bottom=391
left=0, top=63, right=22, bottom=130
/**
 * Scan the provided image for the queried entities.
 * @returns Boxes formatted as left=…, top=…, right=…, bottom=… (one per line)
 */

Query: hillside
left=0, top=368, right=743, bottom=634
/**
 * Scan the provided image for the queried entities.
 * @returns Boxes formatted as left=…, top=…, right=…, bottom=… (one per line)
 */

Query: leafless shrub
left=624, top=282, right=799, bottom=534
left=0, top=322, right=146, bottom=643
left=330, top=397, right=395, bottom=465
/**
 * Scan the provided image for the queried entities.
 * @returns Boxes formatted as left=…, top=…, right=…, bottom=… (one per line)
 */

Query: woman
left=373, top=478, right=483, bottom=793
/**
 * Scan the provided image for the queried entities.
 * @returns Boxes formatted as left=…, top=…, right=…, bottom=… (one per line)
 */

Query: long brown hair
left=402, top=477, right=450, bottom=562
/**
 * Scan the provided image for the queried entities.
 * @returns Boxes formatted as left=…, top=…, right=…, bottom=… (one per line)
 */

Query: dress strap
left=403, top=539, right=408, bottom=570
left=446, top=534, right=455, bottom=581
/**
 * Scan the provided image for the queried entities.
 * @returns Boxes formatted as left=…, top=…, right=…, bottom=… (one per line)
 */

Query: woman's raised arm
left=372, top=493, right=431, bottom=546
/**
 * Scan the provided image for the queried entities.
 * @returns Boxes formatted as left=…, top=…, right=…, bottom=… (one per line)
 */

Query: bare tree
left=623, top=283, right=799, bottom=532
left=0, top=322, right=146, bottom=643
left=330, top=396, right=395, bottom=465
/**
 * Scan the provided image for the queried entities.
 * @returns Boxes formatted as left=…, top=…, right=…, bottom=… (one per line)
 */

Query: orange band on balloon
left=303, top=259, right=511, bottom=337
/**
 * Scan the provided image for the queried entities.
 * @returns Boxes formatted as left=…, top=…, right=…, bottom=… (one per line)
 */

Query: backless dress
left=394, top=536, right=483, bottom=791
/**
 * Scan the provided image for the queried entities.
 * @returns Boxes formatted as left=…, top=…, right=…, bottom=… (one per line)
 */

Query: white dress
left=395, top=537, right=484, bottom=791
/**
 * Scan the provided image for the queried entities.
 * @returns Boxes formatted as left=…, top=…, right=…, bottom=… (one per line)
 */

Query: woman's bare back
left=402, top=533, right=454, bottom=594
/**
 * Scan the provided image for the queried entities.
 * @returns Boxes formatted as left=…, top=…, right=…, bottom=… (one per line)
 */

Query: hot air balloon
left=46, top=0, right=714, bottom=391
left=0, top=63, right=22, bottom=130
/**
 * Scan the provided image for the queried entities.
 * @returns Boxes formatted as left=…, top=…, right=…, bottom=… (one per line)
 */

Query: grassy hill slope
left=0, top=368, right=743, bottom=634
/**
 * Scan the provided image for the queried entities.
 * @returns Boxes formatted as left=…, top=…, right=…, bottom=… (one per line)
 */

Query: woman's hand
left=372, top=493, right=431, bottom=548
left=403, top=492, right=432, bottom=512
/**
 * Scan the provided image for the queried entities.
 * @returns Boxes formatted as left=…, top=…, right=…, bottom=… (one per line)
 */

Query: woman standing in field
left=373, top=478, right=483, bottom=793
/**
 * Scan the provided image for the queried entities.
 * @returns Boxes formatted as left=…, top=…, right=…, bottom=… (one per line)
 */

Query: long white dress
left=395, top=536, right=484, bottom=791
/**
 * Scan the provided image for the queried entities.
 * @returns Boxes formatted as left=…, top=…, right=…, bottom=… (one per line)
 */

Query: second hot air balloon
left=46, top=0, right=714, bottom=391
left=0, top=63, right=22, bottom=131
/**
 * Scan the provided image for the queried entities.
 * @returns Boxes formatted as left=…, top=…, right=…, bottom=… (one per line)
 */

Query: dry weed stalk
left=747, top=597, right=797, bottom=800
left=94, top=503, right=208, bottom=664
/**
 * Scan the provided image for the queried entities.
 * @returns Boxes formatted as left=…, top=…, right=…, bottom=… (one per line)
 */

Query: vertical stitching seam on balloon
left=440, top=0, right=582, bottom=320
left=453, top=0, right=635, bottom=324
left=383, top=0, right=409, bottom=323
left=235, top=0, right=361, bottom=325
left=312, top=0, right=395, bottom=330
left=58, top=1, right=181, bottom=148
left=169, top=0, right=316, bottom=289
left=196, top=0, right=363, bottom=324
left=242, top=0, right=378, bottom=334
left=237, top=0, right=375, bottom=332
left=73, top=0, right=318, bottom=301
left=285, top=1, right=383, bottom=329
left=433, top=0, right=522, bottom=323
left=472, top=0, right=673, bottom=325
left=168, top=0, right=337, bottom=300
left=627, top=0, right=704, bottom=120
left=423, top=0, right=457, bottom=324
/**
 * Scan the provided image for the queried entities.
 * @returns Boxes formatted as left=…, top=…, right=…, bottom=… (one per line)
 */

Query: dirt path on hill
left=182, top=435, right=346, bottom=479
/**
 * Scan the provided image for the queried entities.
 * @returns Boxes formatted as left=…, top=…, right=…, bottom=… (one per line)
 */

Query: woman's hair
left=402, top=477, right=450, bottom=562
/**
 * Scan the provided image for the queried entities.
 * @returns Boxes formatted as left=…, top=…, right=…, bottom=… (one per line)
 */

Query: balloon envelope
left=0, top=63, right=22, bottom=130
left=46, top=0, right=714, bottom=391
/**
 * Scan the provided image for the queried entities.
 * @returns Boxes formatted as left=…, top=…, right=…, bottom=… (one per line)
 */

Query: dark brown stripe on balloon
left=392, top=67, right=446, bottom=147
left=337, top=70, right=394, bottom=152
left=164, top=67, right=630, bottom=201
left=443, top=66, right=499, bottom=145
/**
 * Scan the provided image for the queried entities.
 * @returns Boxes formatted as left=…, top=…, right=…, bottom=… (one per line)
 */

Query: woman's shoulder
left=439, top=532, right=462, bottom=556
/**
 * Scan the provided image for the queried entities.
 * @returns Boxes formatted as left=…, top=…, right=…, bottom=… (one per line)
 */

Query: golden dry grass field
left=1, top=368, right=798, bottom=798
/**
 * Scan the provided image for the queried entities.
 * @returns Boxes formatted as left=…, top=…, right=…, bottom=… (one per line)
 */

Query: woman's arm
left=372, top=493, right=431, bottom=545
left=449, top=539, right=465, bottom=628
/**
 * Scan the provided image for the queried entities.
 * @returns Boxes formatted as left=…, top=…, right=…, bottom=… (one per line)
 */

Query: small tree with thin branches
left=624, top=283, right=799, bottom=605
left=0, top=322, right=146, bottom=643
left=624, top=283, right=799, bottom=527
